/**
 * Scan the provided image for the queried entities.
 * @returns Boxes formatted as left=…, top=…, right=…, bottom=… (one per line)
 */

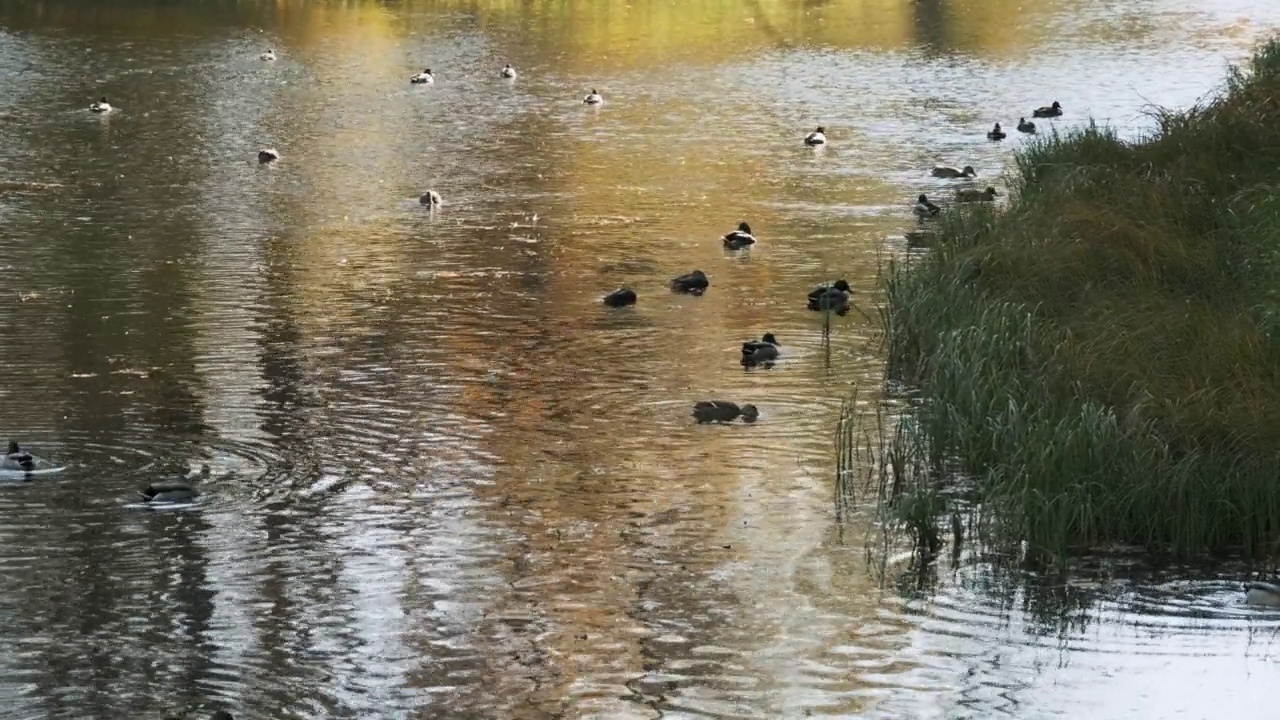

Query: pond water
left=1, top=1, right=1278, bottom=718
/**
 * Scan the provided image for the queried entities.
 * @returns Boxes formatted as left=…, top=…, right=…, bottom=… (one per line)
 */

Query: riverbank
left=883, top=40, right=1280, bottom=559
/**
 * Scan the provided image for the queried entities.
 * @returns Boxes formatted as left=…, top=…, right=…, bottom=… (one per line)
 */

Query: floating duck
left=693, top=401, right=759, bottom=424
left=670, top=269, right=709, bottom=295
left=89, top=97, right=113, bottom=113
left=987, top=123, right=1006, bottom=140
left=1017, top=117, right=1037, bottom=133
left=583, top=89, right=603, bottom=105
left=1244, top=581, right=1280, bottom=606
left=957, top=186, right=999, bottom=203
left=410, top=69, right=435, bottom=84
left=419, top=190, right=442, bottom=206
left=501, top=64, right=517, bottom=78
left=723, top=222, right=755, bottom=249
left=741, top=333, right=780, bottom=365
left=3, top=441, right=34, bottom=472
left=807, top=280, right=851, bottom=314
left=257, top=148, right=279, bottom=163
left=603, top=288, right=637, bottom=307
left=260, top=49, right=276, bottom=61
left=139, top=480, right=199, bottom=504
left=1032, top=101, right=1063, bottom=118
left=932, top=165, right=976, bottom=179
left=914, top=194, right=940, bottom=218
left=804, top=126, right=827, bottom=146
left=905, top=230, right=935, bottom=248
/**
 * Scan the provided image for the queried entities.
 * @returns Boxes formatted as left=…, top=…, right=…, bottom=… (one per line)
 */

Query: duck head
left=917, top=194, right=929, bottom=203
left=1019, top=117, right=1027, bottom=123
left=1051, top=101, right=1062, bottom=110
left=761, top=332, right=778, bottom=345
left=739, top=404, right=759, bottom=423
left=7, top=441, right=18, bottom=454
left=815, top=126, right=826, bottom=134
left=99, top=96, right=108, bottom=103
left=833, top=279, right=851, bottom=292
left=993, top=123, right=1002, bottom=131
left=591, top=88, right=598, bottom=94
left=690, top=269, right=707, bottom=278
left=737, top=221, right=752, bottom=234
left=985, top=186, right=998, bottom=196
left=962, top=165, right=976, bottom=176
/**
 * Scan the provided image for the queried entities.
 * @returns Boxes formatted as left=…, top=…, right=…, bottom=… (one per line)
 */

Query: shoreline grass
left=878, top=40, right=1280, bottom=560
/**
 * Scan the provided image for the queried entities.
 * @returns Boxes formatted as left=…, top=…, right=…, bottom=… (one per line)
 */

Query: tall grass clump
left=882, top=39, right=1280, bottom=560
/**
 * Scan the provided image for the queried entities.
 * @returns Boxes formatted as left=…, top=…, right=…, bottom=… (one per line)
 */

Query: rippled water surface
left=2, top=1, right=1279, bottom=718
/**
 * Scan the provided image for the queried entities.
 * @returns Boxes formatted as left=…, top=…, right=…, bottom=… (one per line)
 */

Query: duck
left=987, top=123, right=1006, bottom=141
left=913, top=194, right=940, bottom=218
left=804, top=126, right=827, bottom=146
left=419, top=190, right=442, bottom=206
left=931, top=165, right=976, bottom=179
left=1032, top=100, right=1063, bottom=118
left=957, top=186, right=999, bottom=203
left=260, top=49, right=276, bottom=61
left=139, top=480, right=200, bottom=504
left=410, top=68, right=435, bottom=84
left=3, top=441, right=35, bottom=472
left=670, top=269, right=709, bottom=295
left=692, top=401, right=759, bottom=424
left=89, top=97, right=113, bottom=113
left=603, top=288, right=637, bottom=307
left=904, top=230, right=935, bottom=248
left=1017, top=117, right=1037, bottom=134
left=723, top=221, right=756, bottom=249
left=501, top=64, right=517, bottom=78
left=257, top=148, right=279, bottom=164
left=807, top=279, right=851, bottom=314
left=1244, top=581, right=1280, bottom=607
left=741, top=333, right=780, bottom=365
left=166, top=711, right=233, bottom=720
left=583, top=89, right=603, bottom=105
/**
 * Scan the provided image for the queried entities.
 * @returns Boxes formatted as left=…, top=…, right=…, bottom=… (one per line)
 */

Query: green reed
left=872, top=39, right=1280, bottom=561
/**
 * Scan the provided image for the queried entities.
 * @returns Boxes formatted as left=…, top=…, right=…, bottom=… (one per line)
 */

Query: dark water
left=1, top=1, right=1278, bottom=718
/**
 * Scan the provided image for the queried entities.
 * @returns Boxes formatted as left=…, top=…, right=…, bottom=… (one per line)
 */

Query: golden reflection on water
left=2, top=0, right=1279, bottom=718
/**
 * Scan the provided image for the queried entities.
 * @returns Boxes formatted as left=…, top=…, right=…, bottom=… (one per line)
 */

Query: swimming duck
left=957, top=186, right=999, bottom=203
left=139, top=480, right=200, bottom=504
left=931, top=165, right=976, bottom=179
left=807, top=279, right=851, bottom=314
left=1032, top=101, right=1063, bottom=118
left=260, top=49, right=276, bottom=61
left=1017, top=117, right=1036, bottom=133
left=804, top=126, right=827, bottom=146
left=603, top=288, right=637, bottom=307
left=583, top=89, right=603, bottom=105
left=3, top=441, right=34, bottom=472
left=89, top=97, right=113, bottom=113
left=723, top=222, right=755, bottom=249
left=1244, top=581, right=1280, bottom=606
left=257, top=148, right=279, bottom=163
left=410, top=69, right=435, bottom=84
left=692, top=401, right=759, bottom=424
left=670, top=269, right=709, bottom=295
left=501, top=64, right=517, bottom=78
left=987, top=123, right=1006, bottom=141
left=419, top=190, right=442, bottom=206
left=913, top=194, right=940, bottom=218
left=904, top=230, right=935, bottom=248
left=741, top=333, right=780, bottom=365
